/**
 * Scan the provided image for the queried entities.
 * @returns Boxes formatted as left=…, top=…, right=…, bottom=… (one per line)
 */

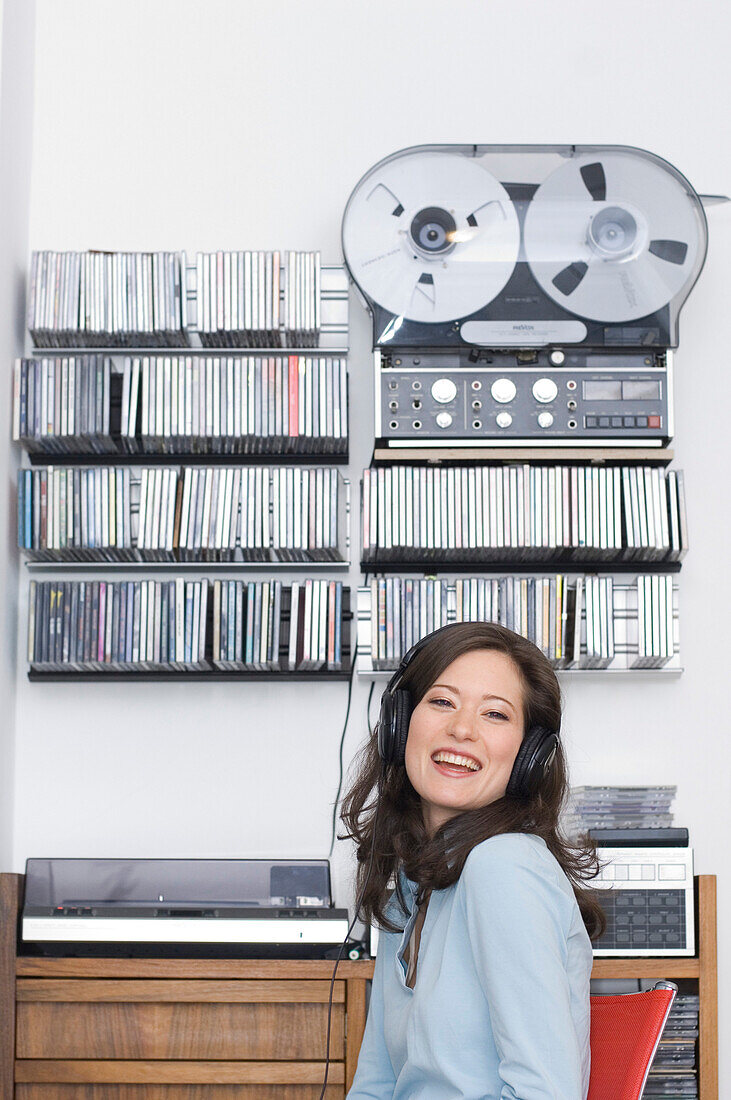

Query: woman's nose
left=447, top=711, right=479, bottom=741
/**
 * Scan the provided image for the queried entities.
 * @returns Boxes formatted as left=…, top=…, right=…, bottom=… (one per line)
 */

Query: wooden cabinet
left=0, top=874, right=718, bottom=1099
left=0, top=876, right=367, bottom=1100
left=10, top=957, right=360, bottom=1099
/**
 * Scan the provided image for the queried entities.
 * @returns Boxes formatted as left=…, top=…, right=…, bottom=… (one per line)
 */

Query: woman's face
left=404, top=648, right=525, bottom=836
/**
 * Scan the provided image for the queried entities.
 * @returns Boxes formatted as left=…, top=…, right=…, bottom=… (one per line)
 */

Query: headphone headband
left=384, top=622, right=457, bottom=696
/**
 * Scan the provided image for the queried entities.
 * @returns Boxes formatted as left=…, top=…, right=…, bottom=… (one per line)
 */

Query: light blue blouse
left=347, top=832, right=592, bottom=1100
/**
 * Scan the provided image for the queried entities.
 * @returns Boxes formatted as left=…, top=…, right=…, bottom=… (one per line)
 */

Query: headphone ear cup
left=507, top=726, right=558, bottom=800
left=391, top=689, right=413, bottom=766
left=377, top=687, right=412, bottom=766
left=376, top=690, right=395, bottom=763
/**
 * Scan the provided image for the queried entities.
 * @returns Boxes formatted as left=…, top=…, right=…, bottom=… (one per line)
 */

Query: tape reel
left=341, top=149, right=520, bottom=324
left=341, top=144, right=708, bottom=342
left=523, top=150, right=705, bottom=322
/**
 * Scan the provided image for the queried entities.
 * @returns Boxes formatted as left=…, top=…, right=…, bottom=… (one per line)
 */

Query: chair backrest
left=587, top=982, right=677, bottom=1100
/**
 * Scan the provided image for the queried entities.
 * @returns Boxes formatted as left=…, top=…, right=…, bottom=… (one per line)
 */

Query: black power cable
left=328, top=637, right=362, bottom=859
left=320, top=771, right=381, bottom=1100
left=323, top=655, right=382, bottom=1095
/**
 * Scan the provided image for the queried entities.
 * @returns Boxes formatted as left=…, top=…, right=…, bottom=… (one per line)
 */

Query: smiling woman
left=340, top=621, right=605, bottom=1100
left=405, top=649, right=527, bottom=833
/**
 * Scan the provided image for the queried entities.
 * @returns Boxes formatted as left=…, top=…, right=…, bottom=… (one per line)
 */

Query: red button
left=648, top=415, right=661, bottom=428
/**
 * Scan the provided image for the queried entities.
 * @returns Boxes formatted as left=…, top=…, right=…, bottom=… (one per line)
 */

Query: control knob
left=496, top=412, right=512, bottom=429
left=532, top=377, right=558, bottom=403
left=431, top=378, right=458, bottom=404
left=490, top=377, right=517, bottom=404
left=435, top=411, right=453, bottom=429
left=537, top=411, right=554, bottom=429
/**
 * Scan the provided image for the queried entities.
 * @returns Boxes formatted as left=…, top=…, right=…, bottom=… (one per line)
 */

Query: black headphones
left=376, top=623, right=559, bottom=800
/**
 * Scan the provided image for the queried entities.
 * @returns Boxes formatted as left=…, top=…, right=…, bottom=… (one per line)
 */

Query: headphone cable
left=328, top=638, right=361, bottom=860
left=320, top=770, right=381, bottom=1100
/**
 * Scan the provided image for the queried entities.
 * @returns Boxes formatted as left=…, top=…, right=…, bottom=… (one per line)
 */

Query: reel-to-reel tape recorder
left=341, top=144, right=710, bottom=449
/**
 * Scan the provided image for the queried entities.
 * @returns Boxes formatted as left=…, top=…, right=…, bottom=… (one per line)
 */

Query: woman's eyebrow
left=430, top=683, right=517, bottom=710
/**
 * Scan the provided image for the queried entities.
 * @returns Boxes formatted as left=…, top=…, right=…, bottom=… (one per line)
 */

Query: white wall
left=13, top=0, right=731, bottom=1087
left=0, top=0, right=35, bottom=869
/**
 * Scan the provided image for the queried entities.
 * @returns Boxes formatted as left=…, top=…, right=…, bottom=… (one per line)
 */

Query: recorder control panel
left=377, top=354, right=672, bottom=446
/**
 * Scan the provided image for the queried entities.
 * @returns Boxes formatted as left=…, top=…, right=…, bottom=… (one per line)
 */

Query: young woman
left=341, top=621, right=605, bottom=1100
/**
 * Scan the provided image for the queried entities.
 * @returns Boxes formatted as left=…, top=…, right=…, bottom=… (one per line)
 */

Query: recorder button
left=648, top=415, right=661, bottom=428
left=537, top=412, right=554, bottom=429
left=496, top=412, right=512, bottom=429
left=532, top=377, right=558, bottom=404
left=431, top=378, right=457, bottom=404
left=491, top=378, right=517, bottom=404
left=435, top=411, right=453, bottom=429
left=586, top=416, right=598, bottom=428
left=636, top=416, right=648, bottom=427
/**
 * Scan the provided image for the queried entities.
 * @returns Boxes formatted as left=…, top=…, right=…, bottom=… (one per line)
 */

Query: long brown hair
left=340, top=621, right=606, bottom=940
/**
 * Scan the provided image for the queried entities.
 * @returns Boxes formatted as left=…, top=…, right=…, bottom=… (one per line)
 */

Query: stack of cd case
left=18, top=465, right=348, bottom=564
left=27, top=251, right=187, bottom=348
left=361, top=464, right=688, bottom=567
left=12, top=354, right=349, bottom=458
left=645, top=993, right=699, bottom=1098
left=358, top=575, right=679, bottom=673
left=564, top=786, right=677, bottom=836
left=27, top=578, right=349, bottom=674
left=195, top=250, right=321, bottom=348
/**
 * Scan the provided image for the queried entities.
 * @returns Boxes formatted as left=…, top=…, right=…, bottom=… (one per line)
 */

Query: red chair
left=587, top=980, right=677, bottom=1100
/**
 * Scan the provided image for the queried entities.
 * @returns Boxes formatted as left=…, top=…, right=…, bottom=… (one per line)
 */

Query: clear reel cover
left=341, top=144, right=708, bottom=346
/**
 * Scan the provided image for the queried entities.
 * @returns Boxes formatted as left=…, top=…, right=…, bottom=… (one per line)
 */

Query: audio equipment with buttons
left=591, top=846, right=695, bottom=957
left=341, top=144, right=713, bottom=449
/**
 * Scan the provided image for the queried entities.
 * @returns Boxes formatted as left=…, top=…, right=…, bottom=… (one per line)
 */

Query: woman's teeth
left=432, top=751, right=481, bottom=772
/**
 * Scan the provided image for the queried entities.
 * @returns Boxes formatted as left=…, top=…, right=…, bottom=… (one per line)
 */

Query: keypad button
left=648, top=415, right=661, bottom=428
left=611, top=416, right=623, bottom=428
left=598, top=416, right=610, bottom=427
left=614, top=864, right=628, bottom=880
left=636, top=415, right=648, bottom=427
left=628, top=865, right=642, bottom=880
left=585, top=415, right=598, bottom=428
left=641, top=864, right=655, bottom=880
left=623, top=415, right=635, bottom=427
left=659, top=865, right=686, bottom=880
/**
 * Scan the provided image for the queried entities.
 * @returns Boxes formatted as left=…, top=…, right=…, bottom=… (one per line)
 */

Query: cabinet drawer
left=15, top=1059, right=345, bottom=1099
left=16, top=981, right=345, bottom=1060
left=16, top=1090, right=344, bottom=1100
